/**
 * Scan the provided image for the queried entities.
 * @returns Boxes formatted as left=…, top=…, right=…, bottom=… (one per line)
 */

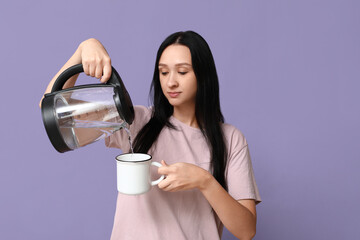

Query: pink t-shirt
left=105, top=106, right=261, bottom=240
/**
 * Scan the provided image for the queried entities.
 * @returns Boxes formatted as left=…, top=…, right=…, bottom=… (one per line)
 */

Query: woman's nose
left=167, top=72, right=178, bottom=88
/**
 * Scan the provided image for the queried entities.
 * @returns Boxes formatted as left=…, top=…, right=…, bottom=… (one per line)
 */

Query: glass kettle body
left=41, top=64, right=134, bottom=153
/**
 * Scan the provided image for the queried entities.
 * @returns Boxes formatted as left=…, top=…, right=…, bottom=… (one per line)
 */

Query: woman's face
left=158, top=44, right=197, bottom=109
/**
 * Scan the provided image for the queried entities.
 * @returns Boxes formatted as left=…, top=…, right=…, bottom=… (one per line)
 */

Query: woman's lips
left=168, top=92, right=181, bottom=98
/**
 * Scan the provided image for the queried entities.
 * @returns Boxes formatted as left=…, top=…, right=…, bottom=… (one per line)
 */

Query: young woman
left=42, top=31, right=261, bottom=240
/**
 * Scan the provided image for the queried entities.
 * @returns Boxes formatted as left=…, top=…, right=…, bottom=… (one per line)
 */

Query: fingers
left=157, top=161, right=179, bottom=192
left=157, top=177, right=177, bottom=192
left=95, top=64, right=103, bottom=79
left=158, top=177, right=184, bottom=192
left=158, top=161, right=171, bottom=175
left=83, top=62, right=90, bottom=76
left=157, top=160, right=171, bottom=190
left=82, top=58, right=111, bottom=75
left=88, top=63, right=95, bottom=77
left=83, top=59, right=112, bottom=81
left=80, top=38, right=112, bottom=82
left=158, top=177, right=170, bottom=189
left=100, top=62, right=112, bottom=83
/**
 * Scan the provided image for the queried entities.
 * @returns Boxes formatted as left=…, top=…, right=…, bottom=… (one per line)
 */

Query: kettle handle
left=51, top=63, right=123, bottom=92
left=50, top=63, right=134, bottom=125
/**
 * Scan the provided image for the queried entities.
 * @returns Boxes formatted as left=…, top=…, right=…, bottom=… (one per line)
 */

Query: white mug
left=115, top=153, right=165, bottom=195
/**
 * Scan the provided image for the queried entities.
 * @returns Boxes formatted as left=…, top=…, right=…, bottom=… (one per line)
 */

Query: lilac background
left=1, top=0, right=359, bottom=239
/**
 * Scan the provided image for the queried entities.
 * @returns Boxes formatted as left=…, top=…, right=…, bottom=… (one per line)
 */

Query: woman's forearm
left=157, top=162, right=257, bottom=239
left=199, top=173, right=257, bottom=239
left=46, top=48, right=82, bottom=92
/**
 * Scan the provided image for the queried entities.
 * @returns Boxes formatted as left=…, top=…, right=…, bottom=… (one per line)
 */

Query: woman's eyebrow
left=158, top=63, right=192, bottom=67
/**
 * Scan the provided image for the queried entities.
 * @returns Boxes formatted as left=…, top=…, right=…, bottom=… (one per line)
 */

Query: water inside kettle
left=61, top=119, right=126, bottom=132
left=58, top=117, right=128, bottom=150
left=61, top=119, right=134, bottom=153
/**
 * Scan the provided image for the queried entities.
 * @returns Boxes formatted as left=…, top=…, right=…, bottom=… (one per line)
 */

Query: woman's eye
left=179, top=72, right=188, bottom=75
left=161, top=72, right=169, bottom=76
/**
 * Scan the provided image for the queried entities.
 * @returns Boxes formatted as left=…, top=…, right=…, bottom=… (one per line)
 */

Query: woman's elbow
left=235, top=227, right=256, bottom=240
left=248, top=228, right=256, bottom=240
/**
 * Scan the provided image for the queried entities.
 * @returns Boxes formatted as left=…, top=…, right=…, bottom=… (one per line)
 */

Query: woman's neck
left=173, top=106, right=199, bottom=128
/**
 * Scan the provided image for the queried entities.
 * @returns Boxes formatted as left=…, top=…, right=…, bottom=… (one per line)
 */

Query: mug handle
left=151, top=162, right=165, bottom=186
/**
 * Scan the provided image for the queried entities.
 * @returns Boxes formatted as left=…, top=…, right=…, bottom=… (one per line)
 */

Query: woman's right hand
left=79, top=38, right=112, bottom=82
left=40, top=38, right=112, bottom=107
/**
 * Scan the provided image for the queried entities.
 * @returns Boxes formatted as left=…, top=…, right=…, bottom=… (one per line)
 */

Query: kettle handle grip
left=51, top=63, right=123, bottom=92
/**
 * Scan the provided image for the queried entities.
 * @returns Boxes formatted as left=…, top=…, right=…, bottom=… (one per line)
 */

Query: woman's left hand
left=157, top=160, right=212, bottom=192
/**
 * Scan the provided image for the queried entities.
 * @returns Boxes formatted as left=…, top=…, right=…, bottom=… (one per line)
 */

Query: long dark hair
left=133, top=31, right=228, bottom=190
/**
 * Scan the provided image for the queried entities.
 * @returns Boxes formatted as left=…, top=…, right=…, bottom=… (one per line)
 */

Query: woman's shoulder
left=133, top=105, right=153, bottom=121
left=127, top=105, right=153, bottom=131
left=221, top=123, right=248, bottom=150
left=134, top=105, right=152, bottom=116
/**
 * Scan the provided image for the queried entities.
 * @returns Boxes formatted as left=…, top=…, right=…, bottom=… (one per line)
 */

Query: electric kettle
left=41, top=64, right=134, bottom=153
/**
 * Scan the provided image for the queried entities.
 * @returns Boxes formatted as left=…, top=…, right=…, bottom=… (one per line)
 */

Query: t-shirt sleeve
left=105, top=105, right=152, bottom=152
left=225, top=126, right=261, bottom=204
